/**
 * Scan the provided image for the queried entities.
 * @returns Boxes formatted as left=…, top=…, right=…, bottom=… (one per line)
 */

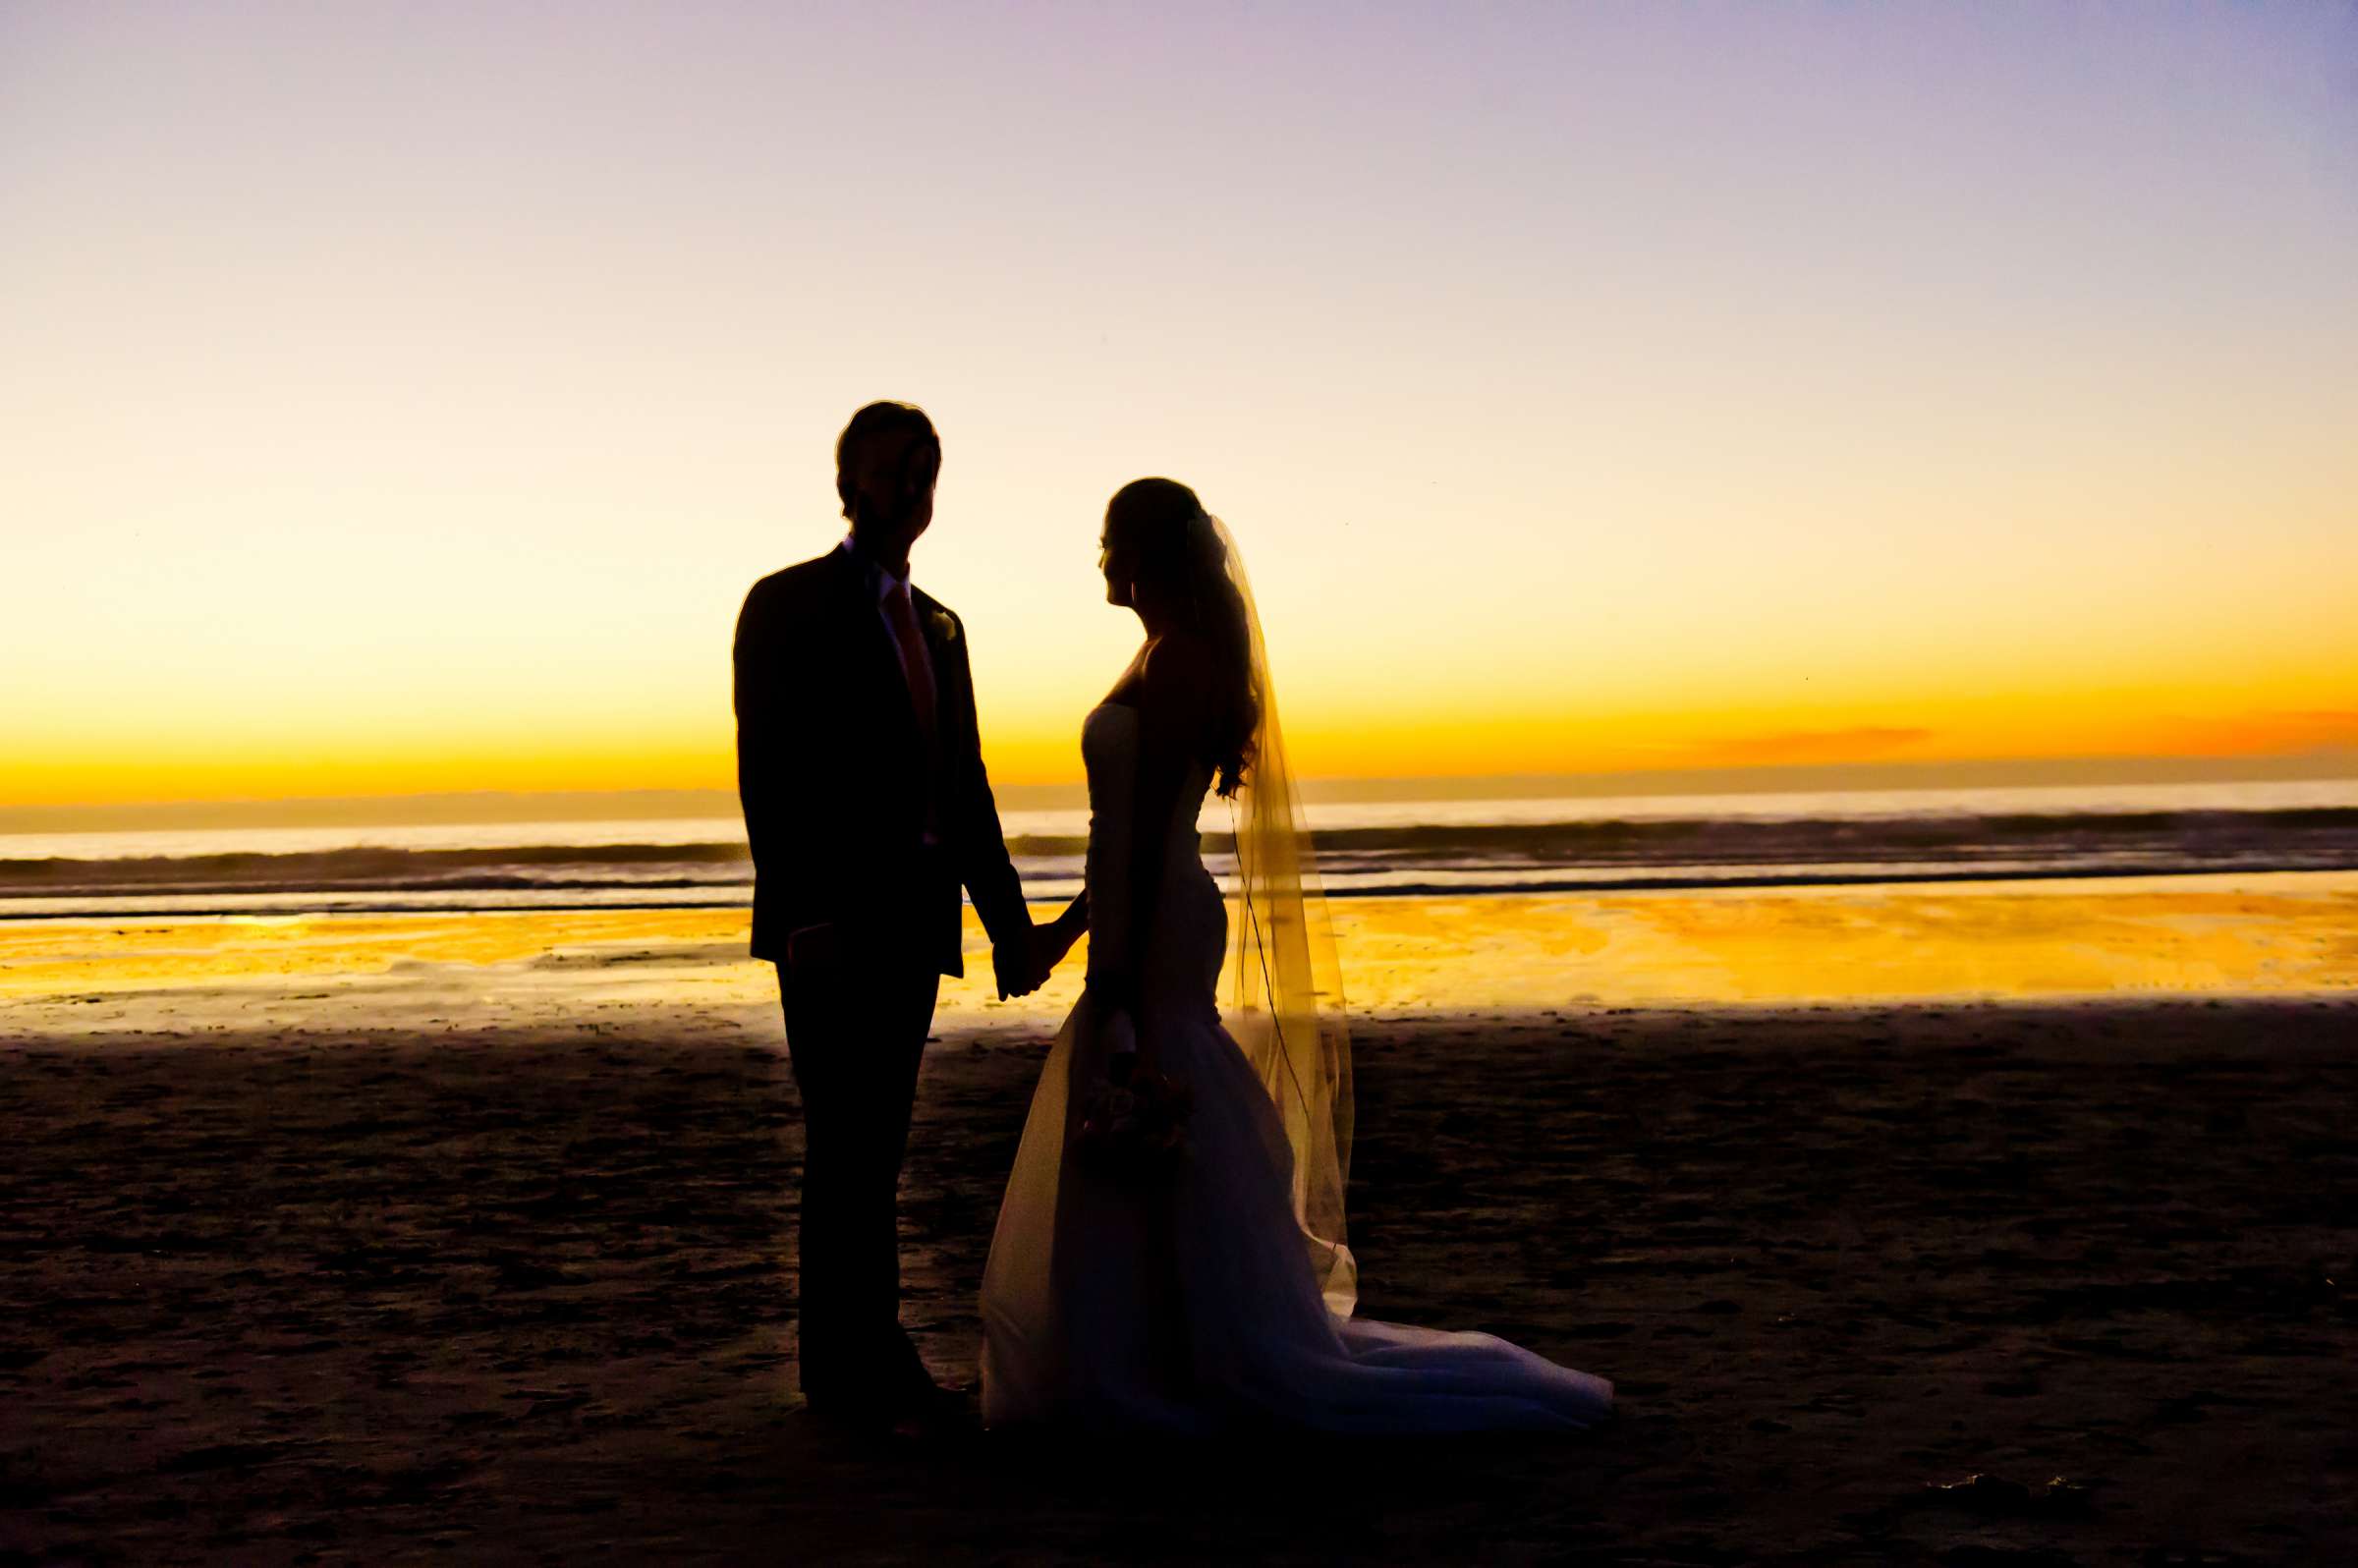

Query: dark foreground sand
left=4, top=999, right=2354, bottom=1565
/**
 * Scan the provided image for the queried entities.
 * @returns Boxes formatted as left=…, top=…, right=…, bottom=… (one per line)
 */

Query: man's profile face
left=852, top=428, right=939, bottom=541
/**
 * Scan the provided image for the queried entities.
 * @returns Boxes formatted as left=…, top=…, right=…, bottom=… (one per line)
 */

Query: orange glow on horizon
left=6, top=693, right=2354, bottom=810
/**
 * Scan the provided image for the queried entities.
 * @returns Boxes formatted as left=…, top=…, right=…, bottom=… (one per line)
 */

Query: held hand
left=992, top=930, right=1050, bottom=1001
left=998, top=892, right=1089, bottom=999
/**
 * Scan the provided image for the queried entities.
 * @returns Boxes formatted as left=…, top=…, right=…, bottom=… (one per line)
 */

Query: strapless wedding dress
left=980, top=702, right=1613, bottom=1431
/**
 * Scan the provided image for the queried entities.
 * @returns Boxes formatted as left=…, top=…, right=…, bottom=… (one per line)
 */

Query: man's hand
left=992, top=891, right=1090, bottom=1000
left=992, top=931, right=1049, bottom=1000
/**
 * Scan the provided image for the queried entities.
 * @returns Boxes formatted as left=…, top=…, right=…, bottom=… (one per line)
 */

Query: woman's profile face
left=1099, top=523, right=1136, bottom=606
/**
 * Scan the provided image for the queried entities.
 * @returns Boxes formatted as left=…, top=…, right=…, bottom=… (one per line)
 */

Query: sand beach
left=4, top=889, right=2355, bottom=1563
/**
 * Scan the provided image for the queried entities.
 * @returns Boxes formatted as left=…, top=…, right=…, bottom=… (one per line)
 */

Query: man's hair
left=835, top=401, right=939, bottom=521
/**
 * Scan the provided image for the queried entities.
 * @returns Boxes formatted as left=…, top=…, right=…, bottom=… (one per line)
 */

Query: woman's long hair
left=1104, top=477, right=1260, bottom=797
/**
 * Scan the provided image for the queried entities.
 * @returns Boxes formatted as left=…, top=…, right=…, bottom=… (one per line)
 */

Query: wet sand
left=5, top=995, right=2354, bottom=1564
left=5, top=871, right=2357, bottom=1037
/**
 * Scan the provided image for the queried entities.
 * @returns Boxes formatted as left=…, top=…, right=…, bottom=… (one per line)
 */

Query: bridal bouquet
left=1073, top=1019, right=1193, bottom=1184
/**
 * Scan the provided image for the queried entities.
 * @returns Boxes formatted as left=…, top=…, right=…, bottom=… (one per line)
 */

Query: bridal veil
left=1208, top=515, right=1359, bottom=1317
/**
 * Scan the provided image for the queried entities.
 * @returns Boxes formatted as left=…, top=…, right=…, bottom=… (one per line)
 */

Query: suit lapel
left=911, top=588, right=968, bottom=836
left=832, top=545, right=926, bottom=755
left=911, top=588, right=954, bottom=695
left=915, top=591, right=971, bottom=748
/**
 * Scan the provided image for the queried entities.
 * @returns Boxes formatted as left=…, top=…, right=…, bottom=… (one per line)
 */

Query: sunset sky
left=5, top=2, right=2355, bottom=810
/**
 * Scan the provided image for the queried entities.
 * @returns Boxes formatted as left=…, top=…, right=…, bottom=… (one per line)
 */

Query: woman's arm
left=1039, top=889, right=1089, bottom=971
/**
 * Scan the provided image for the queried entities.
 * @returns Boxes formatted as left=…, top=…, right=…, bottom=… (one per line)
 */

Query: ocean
left=6, top=777, right=2356, bottom=922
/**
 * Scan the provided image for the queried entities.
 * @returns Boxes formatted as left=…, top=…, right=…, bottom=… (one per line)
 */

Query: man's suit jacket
left=733, top=543, right=1030, bottom=976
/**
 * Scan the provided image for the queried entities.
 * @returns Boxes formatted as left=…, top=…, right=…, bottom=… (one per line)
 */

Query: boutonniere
left=928, top=609, right=958, bottom=644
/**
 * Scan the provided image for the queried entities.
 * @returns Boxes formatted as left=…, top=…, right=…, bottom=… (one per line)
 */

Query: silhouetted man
left=734, top=401, right=1050, bottom=1427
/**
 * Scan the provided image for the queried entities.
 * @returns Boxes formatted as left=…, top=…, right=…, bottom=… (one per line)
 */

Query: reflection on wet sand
left=4, top=872, right=2353, bottom=1034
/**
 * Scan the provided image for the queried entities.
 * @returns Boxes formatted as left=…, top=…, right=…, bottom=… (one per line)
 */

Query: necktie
left=878, top=582, right=937, bottom=742
left=879, top=583, right=943, bottom=838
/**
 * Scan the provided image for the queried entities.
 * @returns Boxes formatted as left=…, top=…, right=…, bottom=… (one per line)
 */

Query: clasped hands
left=992, top=890, right=1089, bottom=1000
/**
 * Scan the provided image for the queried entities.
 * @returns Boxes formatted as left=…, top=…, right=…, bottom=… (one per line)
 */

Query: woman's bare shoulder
left=1135, top=632, right=1217, bottom=728
left=1139, top=629, right=1217, bottom=686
